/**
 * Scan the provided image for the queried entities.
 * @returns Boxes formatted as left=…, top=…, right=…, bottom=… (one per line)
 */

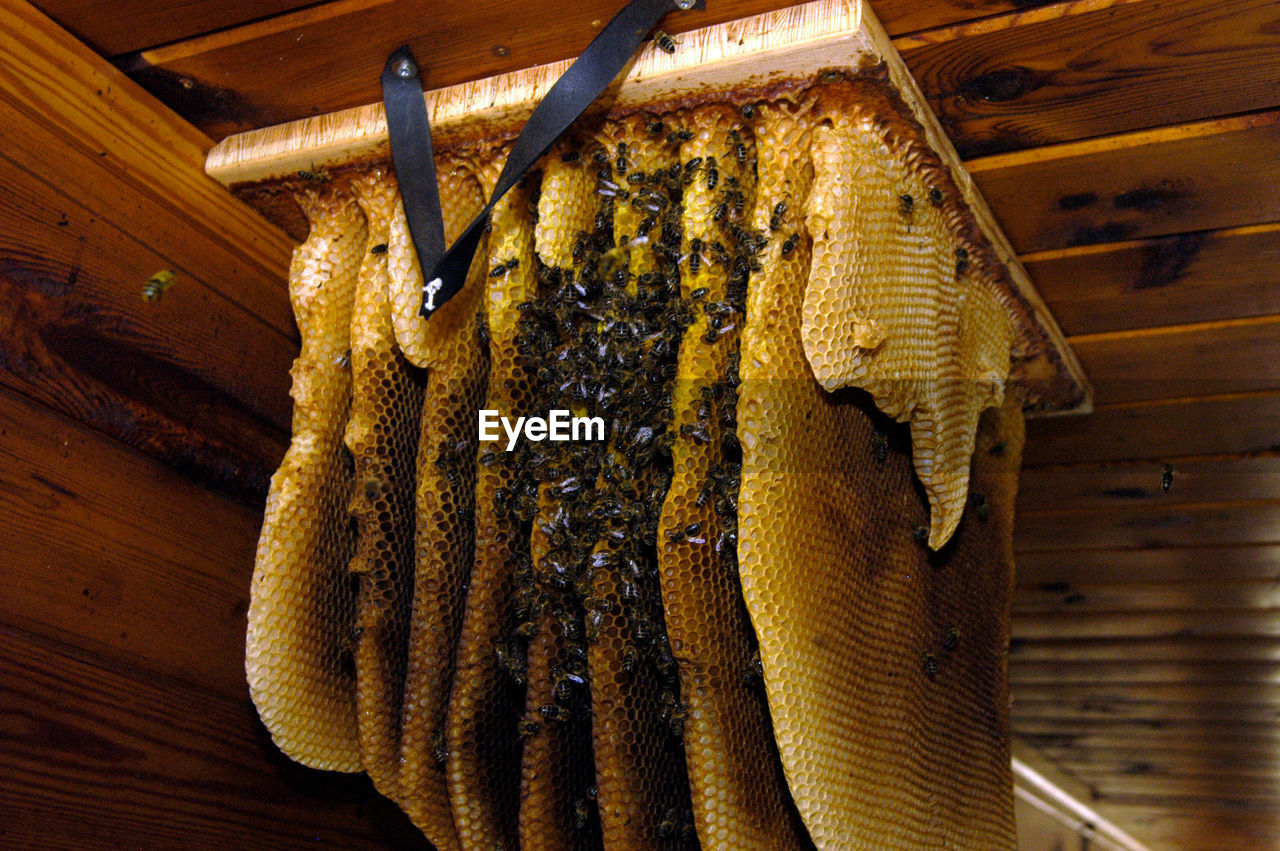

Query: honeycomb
left=801, top=89, right=1013, bottom=548
left=246, top=187, right=364, bottom=772
left=249, top=73, right=1028, bottom=850
left=345, top=171, right=425, bottom=802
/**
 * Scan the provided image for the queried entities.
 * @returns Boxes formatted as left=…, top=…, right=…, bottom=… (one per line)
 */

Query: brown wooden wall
left=0, top=2, right=424, bottom=845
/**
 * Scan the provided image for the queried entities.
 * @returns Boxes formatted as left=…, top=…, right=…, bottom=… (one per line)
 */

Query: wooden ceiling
left=26, top=0, right=1280, bottom=847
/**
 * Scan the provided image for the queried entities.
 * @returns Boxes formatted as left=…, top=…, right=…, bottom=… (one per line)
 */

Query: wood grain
left=1011, top=608, right=1280, bottom=640
left=1008, top=636, right=1280, bottom=664
left=0, top=385, right=262, bottom=698
left=1069, top=317, right=1280, bottom=405
left=0, top=0, right=297, bottom=334
left=119, top=0, right=1055, bottom=140
left=1014, top=500, right=1280, bottom=551
left=1017, top=454, right=1280, bottom=513
left=0, top=154, right=290, bottom=500
left=969, top=110, right=1280, bottom=254
left=1013, top=580, right=1280, bottom=615
left=0, top=623, right=427, bottom=849
left=30, top=0, right=318, bottom=56
left=897, top=0, right=1280, bottom=158
left=1013, top=544, right=1280, bottom=586
left=1012, top=659, right=1280, bottom=685
left=1023, top=392, right=1280, bottom=466
left=1022, top=224, right=1280, bottom=336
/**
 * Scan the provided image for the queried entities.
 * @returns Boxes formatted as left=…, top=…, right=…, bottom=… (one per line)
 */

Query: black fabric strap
left=382, top=0, right=701, bottom=318
left=381, top=47, right=446, bottom=299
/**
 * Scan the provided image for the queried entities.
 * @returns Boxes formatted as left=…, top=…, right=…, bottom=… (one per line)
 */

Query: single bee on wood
left=780, top=233, right=798, bottom=256
left=370, top=242, right=388, bottom=255
left=922, top=651, right=938, bottom=680
left=297, top=168, right=330, bottom=183
left=142, top=269, right=176, bottom=301
left=654, top=30, right=677, bottom=54
left=1161, top=463, right=1174, bottom=492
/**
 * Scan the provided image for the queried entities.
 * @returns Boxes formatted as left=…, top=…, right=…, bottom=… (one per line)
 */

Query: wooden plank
left=0, top=623, right=426, bottom=849
left=1014, top=501, right=1280, bottom=552
left=1069, top=317, right=1280, bottom=406
left=1012, top=683, right=1280, bottom=706
left=1017, top=455, right=1280, bottom=513
left=1022, top=224, right=1280, bottom=336
left=0, top=153, right=290, bottom=500
left=1088, top=774, right=1280, bottom=802
left=896, top=0, right=1280, bottom=158
left=1011, top=609, right=1280, bottom=640
left=1008, top=636, right=1280, bottom=664
left=1013, top=580, right=1280, bottom=615
left=0, top=0, right=297, bottom=336
left=1023, top=393, right=1280, bottom=466
left=0, top=385, right=262, bottom=700
left=119, top=0, right=1046, bottom=141
left=1012, top=660, right=1280, bottom=686
left=1014, top=545, right=1280, bottom=586
left=1016, top=717, right=1280, bottom=744
left=1082, top=806, right=1280, bottom=851
left=1049, top=753, right=1280, bottom=780
left=968, top=110, right=1280, bottom=254
left=1011, top=697, right=1280, bottom=725
left=30, top=0, right=318, bottom=56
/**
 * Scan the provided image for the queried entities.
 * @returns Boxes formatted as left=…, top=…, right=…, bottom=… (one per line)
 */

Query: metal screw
left=674, top=0, right=695, bottom=8
left=393, top=57, right=417, bottom=79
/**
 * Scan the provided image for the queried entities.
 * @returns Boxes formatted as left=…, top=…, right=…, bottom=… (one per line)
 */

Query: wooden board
left=1011, top=608, right=1280, bottom=640
left=1012, top=659, right=1280, bottom=686
left=0, top=0, right=297, bottom=334
left=1014, top=501, right=1280, bottom=551
left=0, top=154, right=290, bottom=500
left=31, top=0, right=318, bottom=56
left=969, top=110, right=1280, bottom=254
left=1013, top=544, right=1280, bottom=586
left=1022, top=224, right=1280, bottom=336
left=1013, top=580, right=1280, bottom=615
left=0, top=623, right=426, bottom=849
left=1069, top=317, right=1280, bottom=405
left=1008, top=636, right=1280, bottom=664
left=0, top=385, right=263, bottom=699
left=896, top=0, right=1280, bottom=158
left=1018, top=455, right=1280, bottom=513
left=1023, top=392, right=1280, bottom=466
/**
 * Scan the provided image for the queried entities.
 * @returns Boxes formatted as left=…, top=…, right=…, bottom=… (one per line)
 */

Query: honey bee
left=517, top=719, right=542, bottom=738
left=370, top=242, right=388, bottom=255
left=899, top=193, right=914, bottom=216
left=922, top=651, right=938, bottom=680
left=142, top=269, right=176, bottom=301
left=616, top=141, right=629, bottom=174
left=780, top=233, right=798, bottom=256
left=871, top=429, right=889, bottom=462
left=335, top=349, right=351, bottom=369
left=654, top=30, right=677, bottom=54
left=666, top=129, right=694, bottom=144
left=432, top=729, right=447, bottom=765
left=955, top=246, right=970, bottom=276
left=297, top=168, right=330, bottom=183
left=1161, top=463, right=1174, bottom=492
left=646, top=120, right=665, bottom=134
left=741, top=104, right=756, bottom=120
left=560, top=150, right=581, bottom=163
left=912, top=525, right=928, bottom=545
left=942, top=627, right=961, bottom=651
left=769, top=201, right=787, bottom=232
left=572, top=798, right=591, bottom=830
left=928, top=187, right=944, bottom=207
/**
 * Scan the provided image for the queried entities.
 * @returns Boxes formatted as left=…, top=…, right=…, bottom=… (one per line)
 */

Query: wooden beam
left=1015, top=500, right=1280, bottom=552
left=1012, top=682, right=1280, bottom=706
left=1023, top=392, right=1280, bottom=466
left=0, top=623, right=427, bottom=848
left=1012, top=659, right=1280, bottom=686
left=117, top=0, right=1048, bottom=141
left=1011, top=608, right=1280, bottom=640
left=896, top=0, right=1280, bottom=158
left=0, top=385, right=262, bottom=699
left=1022, top=224, right=1280, bottom=336
left=969, top=110, right=1280, bottom=254
left=1011, top=697, right=1280, bottom=725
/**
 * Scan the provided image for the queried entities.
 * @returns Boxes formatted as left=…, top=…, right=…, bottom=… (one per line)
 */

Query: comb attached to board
left=211, top=1, right=1089, bottom=847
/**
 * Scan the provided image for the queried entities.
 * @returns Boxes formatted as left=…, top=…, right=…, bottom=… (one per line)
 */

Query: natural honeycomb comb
left=224, top=2, right=1089, bottom=848
left=245, top=187, right=364, bottom=773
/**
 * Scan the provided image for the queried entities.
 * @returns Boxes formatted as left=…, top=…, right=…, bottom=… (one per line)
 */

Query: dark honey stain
left=30, top=472, right=76, bottom=498
left=1133, top=231, right=1206, bottom=290
left=1114, top=182, right=1187, bottom=213
left=1068, top=221, right=1135, bottom=247
left=960, top=66, right=1040, bottom=103
left=1058, top=192, right=1098, bottom=211
left=26, top=714, right=146, bottom=764
left=1101, top=486, right=1150, bottom=499
left=117, top=57, right=281, bottom=134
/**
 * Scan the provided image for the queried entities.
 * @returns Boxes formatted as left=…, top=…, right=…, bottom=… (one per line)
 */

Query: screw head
left=674, top=0, right=695, bottom=9
left=393, top=57, right=416, bottom=79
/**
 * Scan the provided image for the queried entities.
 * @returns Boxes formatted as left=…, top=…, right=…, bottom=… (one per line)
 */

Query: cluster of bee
left=922, top=627, right=962, bottom=681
